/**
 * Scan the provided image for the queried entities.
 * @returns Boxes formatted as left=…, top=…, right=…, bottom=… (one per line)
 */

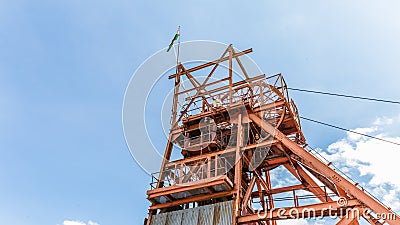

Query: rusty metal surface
left=144, top=45, right=399, bottom=225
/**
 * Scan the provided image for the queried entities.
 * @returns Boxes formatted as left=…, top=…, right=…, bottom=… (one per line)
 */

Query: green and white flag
left=167, top=27, right=180, bottom=52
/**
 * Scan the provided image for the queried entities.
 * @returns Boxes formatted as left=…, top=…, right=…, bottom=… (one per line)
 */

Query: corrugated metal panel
left=182, top=206, right=199, bottom=225
left=150, top=200, right=232, bottom=225
left=217, top=201, right=232, bottom=225
left=198, top=204, right=214, bottom=224
left=150, top=212, right=166, bottom=225
left=166, top=210, right=183, bottom=225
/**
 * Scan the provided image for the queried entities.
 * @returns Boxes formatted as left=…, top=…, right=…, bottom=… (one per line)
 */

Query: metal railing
left=150, top=152, right=236, bottom=190
left=251, top=185, right=337, bottom=208
left=175, top=74, right=290, bottom=123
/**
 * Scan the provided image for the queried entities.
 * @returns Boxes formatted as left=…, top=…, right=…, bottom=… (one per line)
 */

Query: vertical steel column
left=233, top=114, right=243, bottom=224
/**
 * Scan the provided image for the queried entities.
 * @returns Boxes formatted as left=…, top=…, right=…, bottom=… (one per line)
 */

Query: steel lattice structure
left=144, top=45, right=400, bottom=225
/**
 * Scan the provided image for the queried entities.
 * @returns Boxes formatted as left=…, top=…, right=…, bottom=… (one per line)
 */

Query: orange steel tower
left=145, top=45, right=400, bottom=225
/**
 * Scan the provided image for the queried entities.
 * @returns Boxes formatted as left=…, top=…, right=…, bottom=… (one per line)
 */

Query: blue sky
left=1, top=1, right=400, bottom=225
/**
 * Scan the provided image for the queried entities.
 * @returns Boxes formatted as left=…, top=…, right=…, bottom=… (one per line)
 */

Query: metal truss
left=144, top=45, right=400, bottom=225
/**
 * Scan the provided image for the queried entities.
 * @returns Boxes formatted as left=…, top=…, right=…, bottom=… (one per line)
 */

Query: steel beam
left=249, top=113, right=400, bottom=224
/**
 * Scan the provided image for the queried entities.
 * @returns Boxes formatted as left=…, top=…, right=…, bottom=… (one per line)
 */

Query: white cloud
left=62, top=220, right=99, bottom=225
left=346, top=127, right=377, bottom=142
left=271, top=115, right=400, bottom=225
left=87, top=221, right=100, bottom=225
left=63, top=221, right=85, bottom=225
left=321, top=115, right=400, bottom=212
left=373, top=117, right=395, bottom=126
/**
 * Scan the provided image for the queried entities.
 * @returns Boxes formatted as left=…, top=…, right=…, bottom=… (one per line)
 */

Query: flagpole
left=172, top=26, right=180, bottom=127
left=175, top=26, right=181, bottom=75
